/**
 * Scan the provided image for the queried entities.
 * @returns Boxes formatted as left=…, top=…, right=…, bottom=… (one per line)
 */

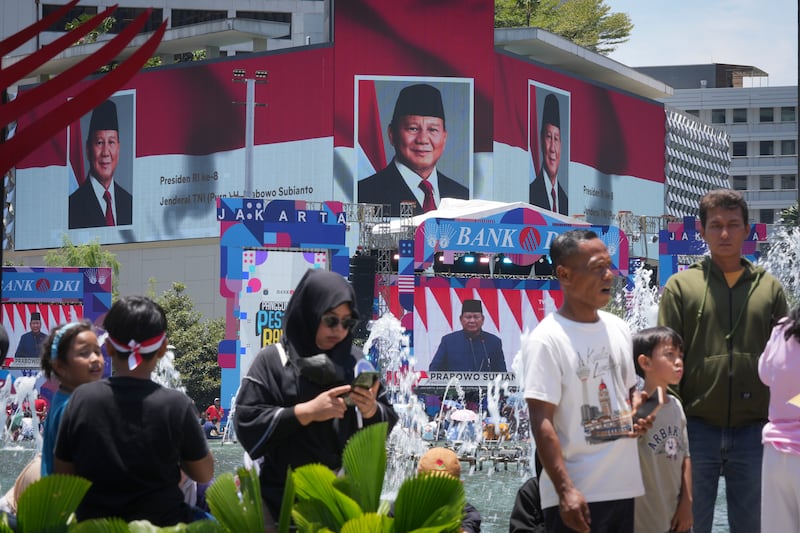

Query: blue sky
left=604, top=0, right=797, bottom=87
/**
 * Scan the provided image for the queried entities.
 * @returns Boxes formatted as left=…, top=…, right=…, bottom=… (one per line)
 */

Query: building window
left=732, top=108, right=747, bottom=123
left=42, top=4, right=98, bottom=32
left=780, top=175, right=797, bottom=190
left=760, top=141, right=775, bottom=156
left=171, top=9, right=227, bottom=28
left=760, top=175, right=774, bottom=190
left=731, top=176, right=748, bottom=190
left=732, top=142, right=747, bottom=157
left=781, top=106, right=796, bottom=122
left=759, top=210, right=775, bottom=225
left=759, top=107, right=774, bottom=122
left=781, top=140, right=796, bottom=155
left=105, top=8, right=164, bottom=34
left=711, top=109, right=726, bottom=124
left=236, top=11, right=292, bottom=39
left=685, top=110, right=699, bottom=117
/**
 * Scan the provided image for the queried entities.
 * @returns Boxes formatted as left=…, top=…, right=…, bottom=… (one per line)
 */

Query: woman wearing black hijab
left=234, top=269, right=398, bottom=527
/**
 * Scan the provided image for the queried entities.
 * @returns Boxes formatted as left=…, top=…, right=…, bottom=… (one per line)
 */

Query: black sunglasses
left=321, top=315, right=358, bottom=330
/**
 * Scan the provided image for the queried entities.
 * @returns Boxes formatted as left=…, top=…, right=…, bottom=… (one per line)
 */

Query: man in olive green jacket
left=658, top=189, right=788, bottom=533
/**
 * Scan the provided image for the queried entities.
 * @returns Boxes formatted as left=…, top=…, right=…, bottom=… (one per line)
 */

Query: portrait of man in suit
left=359, top=83, right=469, bottom=216
left=69, top=99, right=133, bottom=229
left=429, top=299, right=506, bottom=372
left=529, top=92, right=569, bottom=215
left=14, top=311, right=45, bottom=359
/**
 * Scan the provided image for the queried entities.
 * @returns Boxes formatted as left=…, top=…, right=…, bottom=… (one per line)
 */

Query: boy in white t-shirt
left=633, top=327, right=692, bottom=533
left=521, top=229, right=653, bottom=533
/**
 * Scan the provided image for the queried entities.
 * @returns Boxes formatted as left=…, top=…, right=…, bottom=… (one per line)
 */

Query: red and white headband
left=107, top=332, right=166, bottom=370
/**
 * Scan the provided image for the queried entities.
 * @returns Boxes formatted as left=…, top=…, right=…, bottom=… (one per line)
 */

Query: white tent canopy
left=371, top=197, right=587, bottom=234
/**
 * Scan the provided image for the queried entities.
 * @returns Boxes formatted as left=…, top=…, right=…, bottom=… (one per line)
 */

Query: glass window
left=759, top=108, right=774, bottom=122
left=760, top=141, right=775, bottom=156
left=42, top=4, right=97, bottom=32
left=711, top=109, right=726, bottom=124
left=781, top=106, right=796, bottom=122
left=731, top=176, right=748, bottom=190
left=759, top=175, right=774, bottom=190
left=104, top=8, right=163, bottom=34
left=780, top=175, right=797, bottom=190
left=732, top=108, right=747, bottom=123
left=759, top=210, right=774, bottom=225
left=781, top=140, right=796, bottom=155
left=685, top=110, right=699, bottom=118
left=171, top=9, right=227, bottom=28
left=732, top=142, right=747, bottom=157
left=236, top=11, right=292, bottom=39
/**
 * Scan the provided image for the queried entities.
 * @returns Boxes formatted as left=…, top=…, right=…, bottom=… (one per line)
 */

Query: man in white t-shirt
left=520, top=229, right=651, bottom=533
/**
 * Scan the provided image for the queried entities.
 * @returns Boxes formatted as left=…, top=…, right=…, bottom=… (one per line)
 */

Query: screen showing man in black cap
left=359, top=83, right=468, bottom=217
left=529, top=93, right=568, bottom=215
left=15, top=311, right=45, bottom=359
left=69, top=99, right=133, bottom=229
left=429, top=299, right=506, bottom=372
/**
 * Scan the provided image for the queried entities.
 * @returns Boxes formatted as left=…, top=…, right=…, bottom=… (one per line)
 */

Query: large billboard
left=13, top=1, right=665, bottom=253
left=14, top=48, right=336, bottom=250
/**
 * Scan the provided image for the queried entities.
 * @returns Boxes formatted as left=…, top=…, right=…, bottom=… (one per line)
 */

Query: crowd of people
left=0, top=189, right=798, bottom=532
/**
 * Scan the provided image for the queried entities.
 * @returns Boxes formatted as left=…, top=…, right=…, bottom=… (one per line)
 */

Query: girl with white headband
left=54, top=296, right=214, bottom=526
left=40, top=320, right=104, bottom=476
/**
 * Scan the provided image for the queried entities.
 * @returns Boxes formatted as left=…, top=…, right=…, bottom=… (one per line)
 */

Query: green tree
left=156, top=282, right=225, bottom=410
left=43, top=235, right=121, bottom=297
left=780, top=202, right=799, bottom=229
left=65, top=13, right=116, bottom=45
left=495, top=0, right=633, bottom=55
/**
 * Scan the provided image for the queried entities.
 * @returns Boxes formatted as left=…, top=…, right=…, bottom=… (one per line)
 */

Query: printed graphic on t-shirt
left=645, top=424, right=686, bottom=460
left=575, top=345, right=633, bottom=444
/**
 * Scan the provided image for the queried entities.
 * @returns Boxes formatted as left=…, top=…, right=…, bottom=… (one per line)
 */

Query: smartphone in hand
left=352, top=371, right=380, bottom=389
left=634, top=385, right=664, bottom=420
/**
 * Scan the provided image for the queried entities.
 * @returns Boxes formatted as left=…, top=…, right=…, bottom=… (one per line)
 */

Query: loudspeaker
left=349, top=255, right=377, bottom=336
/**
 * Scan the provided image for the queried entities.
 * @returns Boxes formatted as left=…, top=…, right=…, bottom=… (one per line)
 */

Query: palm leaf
left=392, top=474, right=464, bottom=533
left=293, top=464, right=362, bottom=528
left=277, top=466, right=295, bottom=533
left=340, top=512, right=388, bottom=533
left=204, top=468, right=262, bottom=532
left=15, top=474, right=90, bottom=532
left=69, top=517, right=130, bottom=532
left=338, top=423, right=387, bottom=512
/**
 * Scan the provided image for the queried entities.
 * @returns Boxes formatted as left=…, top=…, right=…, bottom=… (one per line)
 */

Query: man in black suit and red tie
left=359, top=83, right=468, bottom=217
left=529, top=93, right=568, bottom=216
left=69, top=99, right=132, bottom=229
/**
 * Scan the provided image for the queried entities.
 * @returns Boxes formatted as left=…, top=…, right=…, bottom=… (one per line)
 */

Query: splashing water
left=758, top=225, right=799, bottom=308
left=1, top=374, right=43, bottom=451
left=623, top=266, right=660, bottom=333
left=152, top=345, right=186, bottom=394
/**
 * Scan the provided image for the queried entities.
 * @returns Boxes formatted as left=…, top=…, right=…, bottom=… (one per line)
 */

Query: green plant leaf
left=340, top=512, right=388, bottom=533
left=15, top=474, right=91, bottom=532
left=278, top=466, right=295, bottom=533
left=69, top=517, right=130, bottom=532
left=292, top=464, right=362, bottom=528
left=205, top=468, right=262, bottom=532
left=339, top=423, right=387, bottom=512
left=393, top=474, right=464, bottom=533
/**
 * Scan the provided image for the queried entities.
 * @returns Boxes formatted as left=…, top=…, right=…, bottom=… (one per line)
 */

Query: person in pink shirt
left=758, top=304, right=800, bottom=532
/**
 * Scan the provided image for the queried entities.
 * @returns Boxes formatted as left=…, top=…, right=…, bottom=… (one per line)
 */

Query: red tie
left=551, top=186, right=557, bottom=212
left=419, top=179, right=436, bottom=212
left=103, top=190, right=115, bottom=226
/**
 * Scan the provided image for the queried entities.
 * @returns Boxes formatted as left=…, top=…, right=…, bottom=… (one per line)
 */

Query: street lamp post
left=232, top=69, right=267, bottom=197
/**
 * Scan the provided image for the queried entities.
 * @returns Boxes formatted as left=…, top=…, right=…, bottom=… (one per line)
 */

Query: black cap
left=89, top=100, right=119, bottom=133
left=391, top=84, right=445, bottom=125
left=462, top=300, right=483, bottom=314
left=541, top=93, right=560, bottom=130
left=30, top=312, right=41, bottom=321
